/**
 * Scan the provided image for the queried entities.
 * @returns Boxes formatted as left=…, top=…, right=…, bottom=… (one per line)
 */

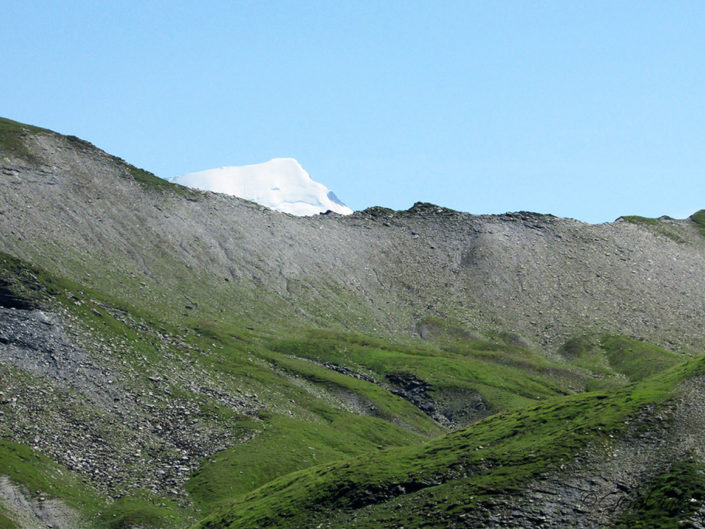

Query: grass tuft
left=559, top=334, right=682, bottom=387
left=0, top=507, right=19, bottom=529
left=690, top=210, right=705, bottom=236
left=613, top=460, right=705, bottom=528
left=0, top=117, right=45, bottom=163
left=620, top=216, right=685, bottom=242
left=126, top=165, right=198, bottom=197
left=98, top=491, right=192, bottom=529
left=0, top=440, right=106, bottom=518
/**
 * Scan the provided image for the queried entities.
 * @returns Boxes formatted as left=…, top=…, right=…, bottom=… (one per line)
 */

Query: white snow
left=171, top=158, right=353, bottom=216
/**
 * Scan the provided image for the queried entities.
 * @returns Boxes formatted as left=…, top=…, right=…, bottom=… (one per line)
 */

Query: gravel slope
left=1, top=125, right=704, bottom=354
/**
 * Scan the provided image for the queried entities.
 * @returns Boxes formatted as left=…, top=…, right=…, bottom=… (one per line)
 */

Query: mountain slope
left=1, top=117, right=705, bottom=354
left=196, top=356, right=705, bottom=528
left=1, top=117, right=705, bottom=528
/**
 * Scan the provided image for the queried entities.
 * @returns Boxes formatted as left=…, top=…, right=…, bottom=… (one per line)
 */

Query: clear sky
left=3, top=1, right=704, bottom=223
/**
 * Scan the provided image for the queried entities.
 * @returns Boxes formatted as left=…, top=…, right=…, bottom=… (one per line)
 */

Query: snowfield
left=171, top=158, right=353, bottom=216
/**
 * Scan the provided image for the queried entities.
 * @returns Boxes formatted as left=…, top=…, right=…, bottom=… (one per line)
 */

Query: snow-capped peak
left=171, top=158, right=353, bottom=216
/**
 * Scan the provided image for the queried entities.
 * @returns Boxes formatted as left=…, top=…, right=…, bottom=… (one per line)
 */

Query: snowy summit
left=171, top=158, right=353, bottom=216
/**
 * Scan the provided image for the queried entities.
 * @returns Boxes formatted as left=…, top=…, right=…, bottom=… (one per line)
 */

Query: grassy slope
left=621, top=215, right=686, bottom=242
left=560, top=334, right=683, bottom=390
left=0, top=441, right=192, bottom=529
left=0, top=252, right=438, bottom=524
left=1, top=116, right=195, bottom=201
left=0, top=248, right=693, bottom=527
left=185, top=413, right=416, bottom=512
left=194, top=355, right=705, bottom=529
left=691, top=210, right=705, bottom=236
left=0, top=509, right=18, bottom=529
left=271, top=329, right=580, bottom=413
left=0, top=440, right=105, bottom=525
left=613, top=460, right=705, bottom=529
left=0, top=423, right=195, bottom=529
left=0, top=117, right=45, bottom=163
left=0, top=116, right=320, bottom=344
left=2, top=120, right=702, bottom=527
left=97, top=492, right=192, bottom=529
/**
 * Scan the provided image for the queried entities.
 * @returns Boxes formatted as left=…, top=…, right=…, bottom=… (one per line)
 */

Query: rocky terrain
left=2, top=120, right=705, bottom=355
left=1, top=116, right=705, bottom=528
left=0, top=303, right=260, bottom=497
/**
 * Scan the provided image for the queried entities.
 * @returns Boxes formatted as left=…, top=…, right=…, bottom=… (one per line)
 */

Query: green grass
left=126, top=165, right=199, bottom=197
left=186, top=413, right=421, bottom=512
left=0, top=116, right=100, bottom=164
left=2, top=249, right=695, bottom=529
left=622, top=215, right=662, bottom=227
left=193, top=355, right=704, bottom=528
left=0, top=250, right=178, bottom=369
left=613, top=460, right=705, bottom=528
left=691, top=210, right=705, bottom=236
left=258, top=347, right=443, bottom=435
left=415, top=315, right=487, bottom=343
left=560, top=334, right=682, bottom=388
left=0, top=254, right=213, bottom=526
left=0, top=439, right=193, bottom=529
left=98, top=490, right=192, bottom=529
left=0, top=116, right=193, bottom=200
left=621, top=216, right=685, bottom=242
left=0, top=507, right=19, bottom=529
left=0, top=251, right=494, bottom=522
left=0, top=251, right=439, bottom=524
left=271, top=328, right=587, bottom=418
left=0, top=117, right=45, bottom=162
left=1, top=188, right=701, bottom=529
left=599, top=335, right=682, bottom=380
left=0, top=420, right=193, bottom=528
left=0, top=440, right=106, bottom=518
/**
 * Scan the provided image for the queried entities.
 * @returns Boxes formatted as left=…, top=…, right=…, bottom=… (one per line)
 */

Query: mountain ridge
left=2, top=117, right=704, bottom=353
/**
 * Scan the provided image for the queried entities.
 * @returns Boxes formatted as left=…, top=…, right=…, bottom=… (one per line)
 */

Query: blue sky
left=3, top=1, right=704, bottom=223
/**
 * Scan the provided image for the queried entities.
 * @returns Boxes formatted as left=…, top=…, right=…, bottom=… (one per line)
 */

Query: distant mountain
left=171, top=158, right=353, bottom=216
